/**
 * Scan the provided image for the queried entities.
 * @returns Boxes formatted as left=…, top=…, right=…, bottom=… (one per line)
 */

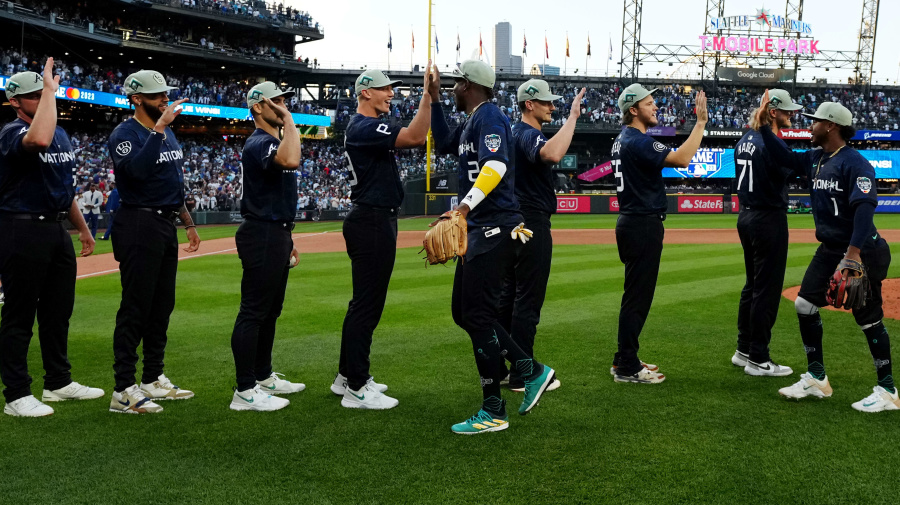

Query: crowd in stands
left=173, top=0, right=320, bottom=32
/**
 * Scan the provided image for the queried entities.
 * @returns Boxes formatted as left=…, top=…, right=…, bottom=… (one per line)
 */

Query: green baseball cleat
left=519, top=365, right=556, bottom=415
left=451, top=408, right=509, bottom=435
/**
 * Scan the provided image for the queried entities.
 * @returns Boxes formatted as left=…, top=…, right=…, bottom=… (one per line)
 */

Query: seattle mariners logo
left=116, top=141, right=132, bottom=156
left=524, top=85, right=539, bottom=98
left=128, top=78, right=143, bottom=92
left=484, top=134, right=501, bottom=153
left=857, top=176, right=873, bottom=194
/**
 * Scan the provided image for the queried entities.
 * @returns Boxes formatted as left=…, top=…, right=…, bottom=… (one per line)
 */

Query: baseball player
left=107, top=70, right=200, bottom=414
left=611, top=83, right=707, bottom=383
left=330, top=63, right=440, bottom=410
left=432, top=60, right=556, bottom=434
left=755, top=94, right=896, bottom=412
left=496, top=79, right=583, bottom=392
left=731, top=89, right=802, bottom=377
left=0, top=60, right=104, bottom=417
left=229, top=82, right=303, bottom=412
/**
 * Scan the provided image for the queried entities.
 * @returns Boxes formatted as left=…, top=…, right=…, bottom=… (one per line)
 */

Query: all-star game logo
left=524, top=85, right=539, bottom=98
left=857, top=176, right=873, bottom=194
left=358, top=76, right=373, bottom=87
left=484, top=134, right=501, bottom=153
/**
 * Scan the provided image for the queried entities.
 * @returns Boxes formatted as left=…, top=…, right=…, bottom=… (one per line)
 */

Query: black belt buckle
left=152, top=209, right=179, bottom=223
left=281, top=222, right=296, bottom=231
left=11, top=211, right=69, bottom=221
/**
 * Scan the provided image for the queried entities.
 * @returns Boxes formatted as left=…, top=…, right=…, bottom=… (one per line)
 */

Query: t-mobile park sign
left=698, top=35, right=819, bottom=55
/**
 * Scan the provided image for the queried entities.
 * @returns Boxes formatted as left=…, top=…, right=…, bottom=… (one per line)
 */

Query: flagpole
left=426, top=1, right=432, bottom=193
left=410, top=25, right=413, bottom=71
left=388, top=24, right=391, bottom=71
left=585, top=32, right=589, bottom=77
left=542, top=31, right=545, bottom=76
left=564, top=32, right=567, bottom=76
left=607, top=32, right=610, bottom=78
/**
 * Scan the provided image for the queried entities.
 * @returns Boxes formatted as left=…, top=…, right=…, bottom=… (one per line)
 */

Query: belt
left=132, top=207, right=180, bottom=222
left=741, top=204, right=784, bottom=212
left=352, top=203, right=399, bottom=215
left=245, top=217, right=295, bottom=231
left=4, top=211, right=69, bottom=222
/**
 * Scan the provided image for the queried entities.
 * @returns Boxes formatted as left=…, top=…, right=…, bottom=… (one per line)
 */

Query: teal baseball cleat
left=451, top=408, right=509, bottom=435
left=519, top=365, right=556, bottom=415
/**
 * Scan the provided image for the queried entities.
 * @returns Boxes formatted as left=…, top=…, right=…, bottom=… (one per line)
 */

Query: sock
left=491, top=321, right=543, bottom=381
left=482, top=396, right=505, bottom=416
left=469, top=329, right=504, bottom=403
left=798, top=313, right=826, bottom=380
left=863, top=322, right=895, bottom=393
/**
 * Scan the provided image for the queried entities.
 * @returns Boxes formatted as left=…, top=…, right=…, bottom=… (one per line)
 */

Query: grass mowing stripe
left=3, top=242, right=900, bottom=503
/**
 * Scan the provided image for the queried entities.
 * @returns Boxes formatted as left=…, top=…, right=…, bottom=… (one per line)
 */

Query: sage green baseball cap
left=247, top=81, right=295, bottom=108
left=355, top=70, right=402, bottom=96
left=517, top=79, right=562, bottom=102
left=452, top=60, right=495, bottom=89
left=124, top=70, right=176, bottom=96
left=766, top=89, right=802, bottom=111
left=5, top=71, right=43, bottom=99
left=802, top=102, right=852, bottom=126
left=617, top=83, right=657, bottom=112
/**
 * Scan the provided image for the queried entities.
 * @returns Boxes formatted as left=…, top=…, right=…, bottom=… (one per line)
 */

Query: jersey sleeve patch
left=484, top=134, right=501, bottom=153
left=652, top=142, right=667, bottom=152
left=857, top=176, right=872, bottom=194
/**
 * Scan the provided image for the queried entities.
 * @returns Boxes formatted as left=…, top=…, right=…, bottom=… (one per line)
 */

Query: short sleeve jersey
left=344, top=113, right=403, bottom=208
left=453, top=103, right=521, bottom=228
left=734, top=130, right=792, bottom=209
left=805, top=147, right=878, bottom=246
left=512, top=122, right=555, bottom=214
left=108, top=118, right=185, bottom=209
left=612, top=127, right=671, bottom=215
left=240, top=129, right=298, bottom=222
left=0, top=118, right=75, bottom=213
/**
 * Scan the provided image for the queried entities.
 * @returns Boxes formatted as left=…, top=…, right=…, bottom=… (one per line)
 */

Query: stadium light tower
left=784, top=0, right=804, bottom=91
left=855, top=0, right=879, bottom=87
left=619, top=0, right=642, bottom=82
left=699, top=0, right=724, bottom=82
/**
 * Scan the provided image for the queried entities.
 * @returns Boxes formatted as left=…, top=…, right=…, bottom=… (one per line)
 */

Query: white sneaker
left=340, top=383, right=398, bottom=410
left=731, top=350, right=749, bottom=367
left=610, top=361, right=659, bottom=376
left=140, top=374, right=194, bottom=400
left=4, top=395, right=53, bottom=417
left=257, top=372, right=305, bottom=394
left=330, top=373, right=388, bottom=396
left=852, top=386, right=900, bottom=413
left=614, top=367, right=666, bottom=384
left=744, top=360, right=793, bottom=377
left=778, top=373, right=833, bottom=399
left=110, top=385, right=163, bottom=414
left=230, top=385, right=290, bottom=412
left=42, top=381, right=105, bottom=402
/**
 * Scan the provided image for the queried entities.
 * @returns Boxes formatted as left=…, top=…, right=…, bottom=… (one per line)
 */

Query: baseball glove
left=422, top=210, right=468, bottom=265
left=826, top=258, right=869, bottom=310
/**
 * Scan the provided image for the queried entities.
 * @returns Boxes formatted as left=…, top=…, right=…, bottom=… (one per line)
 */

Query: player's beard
left=140, top=100, right=164, bottom=122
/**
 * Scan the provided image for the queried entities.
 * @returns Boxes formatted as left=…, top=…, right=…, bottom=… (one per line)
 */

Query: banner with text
left=716, top=67, right=796, bottom=83
left=660, top=148, right=900, bottom=179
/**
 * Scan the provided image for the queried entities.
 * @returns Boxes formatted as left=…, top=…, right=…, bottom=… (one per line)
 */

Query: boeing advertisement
left=0, top=75, right=331, bottom=127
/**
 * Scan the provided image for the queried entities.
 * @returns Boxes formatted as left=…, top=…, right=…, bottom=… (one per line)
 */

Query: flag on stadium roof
left=587, top=35, right=591, bottom=57
left=566, top=34, right=570, bottom=58
left=412, top=30, right=415, bottom=50
left=545, top=35, right=549, bottom=59
left=435, top=32, right=439, bottom=54
left=523, top=34, right=527, bottom=55
left=479, top=32, right=483, bottom=57
left=456, top=32, right=460, bottom=52
left=388, top=30, right=392, bottom=51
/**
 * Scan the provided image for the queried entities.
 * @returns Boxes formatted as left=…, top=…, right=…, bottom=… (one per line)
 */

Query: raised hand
left=570, top=87, right=586, bottom=119
left=695, top=90, right=708, bottom=123
left=157, top=98, right=188, bottom=129
left=42, top=57, right=60, bottom=93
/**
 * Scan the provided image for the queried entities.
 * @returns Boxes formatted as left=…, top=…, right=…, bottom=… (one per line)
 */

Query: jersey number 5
left=737, top=158, right=753, bottom=192
left=612, top=160, right=624, bottom=192
left=344, top=152, right=358, bottom=187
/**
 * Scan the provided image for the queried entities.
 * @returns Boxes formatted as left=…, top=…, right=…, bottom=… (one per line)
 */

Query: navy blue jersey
left=240, top=129, right=298, bottom=222
left=759, top=127, right=878, bottom=246
left=733, top=130, right=792, bottom=209
left=0, top=118, right=75, bottom=213
left=108, top=118, right=185, bottom=210
left=344, top=113, right=403, bottom=208
left=438, top=103, right=521, bottom=228
left=512, top=122, right=555, bottom=214
left=611, top=127, right=671, bottom=215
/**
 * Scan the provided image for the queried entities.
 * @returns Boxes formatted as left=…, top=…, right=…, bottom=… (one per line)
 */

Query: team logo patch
left=116, top=141, right=132, bottom=156
left=623, top=93, right=636, bottom=104
left=249, top=90, right=263, bottom=102
left=652, top=142, right=667, bottom=152
left=358, top=76, right=373, bottom=86
left=524, top=85, right=539, bottom=98
left=6, top=81, right=19, bottom=93
left=484, top=134, right=501, bottom=153
left=152, top=72, right=165, bottom=85
left=128, top=78, right=143, bottom=91
left=857, top=176, right=872, bottom=194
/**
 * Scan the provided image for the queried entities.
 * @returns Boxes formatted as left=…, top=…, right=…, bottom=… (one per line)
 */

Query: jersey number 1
left=737, top=159, right=753, bottom=192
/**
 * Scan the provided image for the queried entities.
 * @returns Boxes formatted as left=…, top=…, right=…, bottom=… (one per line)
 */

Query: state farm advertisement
left=678, top=196, right=726, bottom=213
left=556, top=195, right=591, bottom=213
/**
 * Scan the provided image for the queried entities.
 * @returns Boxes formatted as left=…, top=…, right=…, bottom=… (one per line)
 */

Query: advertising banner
left=556, top=195, right=591, bottom=213
left=779, top=129, right=812, bottom=140
left=876, top=197, right=900, bottom=213
left=659, top=149, right=900, bottom=179
left=677, top=196, right=726, bottom=213
left=0, top=75, right=331, bottom=126
left=853, top=130, right=900, bottom=142
left=578, top=162, right=613, bottom=182
left=621, top=126, right=676, bottom=137
left=608, top=196, right=620, bottom=212
left=716, top=67, right=796, bottom=83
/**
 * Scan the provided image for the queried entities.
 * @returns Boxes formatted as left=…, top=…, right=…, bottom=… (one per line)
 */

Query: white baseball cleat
left=257, top=372, right=305, bottom=394
left=852, top=386, right=900, bottom=413
left=230, top=386, right=290, bottom=412
left=4, top=395, right=53, bottom=417
left=110, top=385, right=163, bottom=414
left=614, top=367, right=666, bottom=384
left=744, top=360, right=793, bottom=377
left=330, top=373, right=388, bottom=396
left=778, top=373, right=833, bottom=400
left=610, top=361, right=659, bottom=376
left=731, top=350, right=749, bottom=367
left=340, top=383, right=398, bottom=410
left=42, top=381, right=105, bottom=402
left=140, top=374, right=194, bottom=400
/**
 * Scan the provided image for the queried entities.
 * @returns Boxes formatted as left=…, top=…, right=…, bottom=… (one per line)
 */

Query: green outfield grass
left=3, top=237, right=900, bottom=504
